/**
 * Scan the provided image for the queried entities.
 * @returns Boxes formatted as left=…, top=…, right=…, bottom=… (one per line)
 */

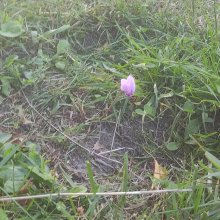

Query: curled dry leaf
left=151, top=160, right=167, bottom=189
left=77, top=206, right=84, bottom=217
left=93, top=141, right=100, bottom=151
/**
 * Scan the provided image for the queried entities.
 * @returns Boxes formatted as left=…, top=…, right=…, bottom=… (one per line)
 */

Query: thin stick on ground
left=0, top=189, right=192, bottom=202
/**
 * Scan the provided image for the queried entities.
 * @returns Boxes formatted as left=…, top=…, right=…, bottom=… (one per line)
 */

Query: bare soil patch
left=0, top=91, right=178, bottom=188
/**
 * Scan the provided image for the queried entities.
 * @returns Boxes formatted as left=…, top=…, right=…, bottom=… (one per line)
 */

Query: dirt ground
left=0, top=88, right=180, bottom=189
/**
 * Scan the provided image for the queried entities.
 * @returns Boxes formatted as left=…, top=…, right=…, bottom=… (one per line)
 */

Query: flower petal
left=121, top=79, right=127, bottom=85
left=121, top=83, right=130, bottom=96
left=127, top=75, right=135, bottom=95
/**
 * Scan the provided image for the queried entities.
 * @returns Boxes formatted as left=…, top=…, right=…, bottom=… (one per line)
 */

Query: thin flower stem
left=0, top=189, right=192, bottom=202
left=100, top=91, right=124, bottom=120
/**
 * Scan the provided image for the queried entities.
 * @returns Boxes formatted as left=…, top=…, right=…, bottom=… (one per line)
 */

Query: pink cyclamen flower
left=121, top=75, right=136, bottom=97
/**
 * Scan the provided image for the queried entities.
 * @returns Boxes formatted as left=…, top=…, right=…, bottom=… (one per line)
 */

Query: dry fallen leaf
left=93, top=141, right=100, bottom=151
left=130, top=158, right=136, bottom=165
left=96, top=41, right=109, bottom=51
left=151, top=160, right=166, bottom=189
left=18, top=179, right=32, bottom=195
left=109, top=54, right=115, bottom=60
left=77, top=206, right=84, bottom=217
left=103, top=41, right=109, bottom=48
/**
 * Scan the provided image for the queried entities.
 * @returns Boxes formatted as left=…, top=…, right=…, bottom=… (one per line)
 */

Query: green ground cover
left=0, top=0, right=220, bottom=219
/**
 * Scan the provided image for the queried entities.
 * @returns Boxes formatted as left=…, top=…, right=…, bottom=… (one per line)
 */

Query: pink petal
left=121, top=83, right=130, bottom=96
left=127, top=75, right=135, bottom=95
left=121, top=79, right=127, bottom=85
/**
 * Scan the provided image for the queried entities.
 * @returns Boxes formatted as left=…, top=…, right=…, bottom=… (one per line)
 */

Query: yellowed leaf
left=160, top=102, right=170, bottom=109
left=151, top=160, right=166, bottom=189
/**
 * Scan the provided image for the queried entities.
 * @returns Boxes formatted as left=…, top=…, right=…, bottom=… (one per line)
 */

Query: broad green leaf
left=23, top=70, right=33, bottom=79
left=183, top=101, right=194, bottom=112
left=3, top=143, right=13, bottom=157
left=0, top=207, right=8, bottom=220
left=25, top=141, right=41, bottom=153
left=3, top=55, right=18, bottom=67
left=1, top=79, right=11, bottom=96
left=55, top=61, right=65, bottom=70
left=166, top=142, right=181, bottom=151
left=0, top=166, right=28, bottom=193
left=135, top=109, right=145, bottom=116
left=4, top=179, right=23, bottom=193
left=0, top=133, right=12, bottom=144
left=42, top=25, right=70, bottom=38
left=57, top=39, right=70, bottom=54
left=202, top=112, right=208, bottom=120
left=0, top=22, right=24, bottom=38
left=68, top=186, right=87, bottom=195
left=0, top=96, right=2, bottom=104
left=205, top=117, right=212, bottom=122
left=33, top=57, right=43, bottom=67
left=144, top=104, right=156, bottom=116
left=205, top=151, right=220, bottom=170
left=184, top=119, right=199, bottom=140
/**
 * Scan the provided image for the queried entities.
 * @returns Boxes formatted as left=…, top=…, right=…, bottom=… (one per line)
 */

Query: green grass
left=1, top=0, right=220, bottom=219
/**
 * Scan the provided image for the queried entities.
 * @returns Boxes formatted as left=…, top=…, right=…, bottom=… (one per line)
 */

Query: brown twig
left=100, top=91, right=123, bottom=120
